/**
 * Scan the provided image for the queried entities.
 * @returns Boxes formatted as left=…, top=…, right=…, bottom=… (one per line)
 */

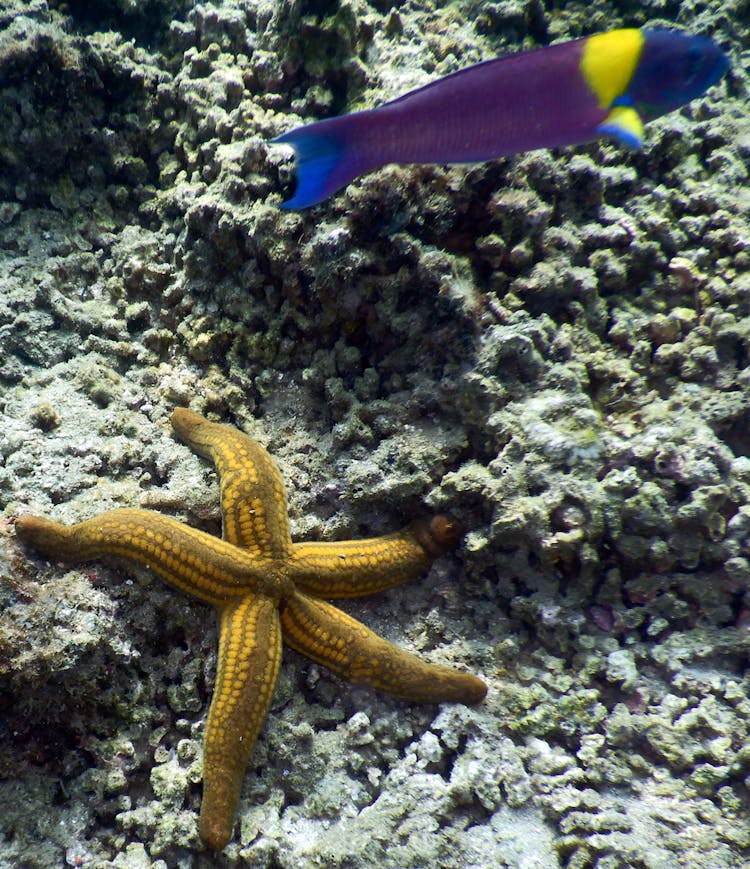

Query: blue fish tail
left=273, top=118, right=365, bottom=209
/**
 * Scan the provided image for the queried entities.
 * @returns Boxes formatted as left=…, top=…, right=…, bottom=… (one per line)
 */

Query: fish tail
left=272, top=116, right=369, bottom=209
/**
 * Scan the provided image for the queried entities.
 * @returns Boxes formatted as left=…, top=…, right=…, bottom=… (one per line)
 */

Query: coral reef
left=1, top=0, right=749, bottom=866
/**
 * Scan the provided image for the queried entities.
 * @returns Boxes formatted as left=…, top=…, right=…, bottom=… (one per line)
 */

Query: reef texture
left=0, top=0, right=749, bottom=867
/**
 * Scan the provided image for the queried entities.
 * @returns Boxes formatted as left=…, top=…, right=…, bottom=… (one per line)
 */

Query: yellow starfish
left=15, top=408, right=486, bottom=851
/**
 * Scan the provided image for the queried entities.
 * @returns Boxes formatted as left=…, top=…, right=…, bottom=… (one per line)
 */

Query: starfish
left=15, top=408, right=487, bottom=851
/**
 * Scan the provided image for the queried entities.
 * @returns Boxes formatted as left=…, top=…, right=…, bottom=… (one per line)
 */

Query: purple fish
left=273, top=28, right=728, bottom=209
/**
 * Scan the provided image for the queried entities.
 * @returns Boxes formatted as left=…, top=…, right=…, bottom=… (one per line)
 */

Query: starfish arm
left=280, top=591, right=486, bottom=705
left=15, top=510, right=266, bottom=606
left=171, top=408, right=292, bottom=558
left=289, top=516, right=460, bottom=598
left=200, top=596, right=282, bottom=851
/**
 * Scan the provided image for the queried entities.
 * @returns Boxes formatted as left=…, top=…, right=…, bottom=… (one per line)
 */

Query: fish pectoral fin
left=596, top=105, right=645, bottom=149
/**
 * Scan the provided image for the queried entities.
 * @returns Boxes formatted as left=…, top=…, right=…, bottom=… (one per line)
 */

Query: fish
left=272, top=28, right=729, bottom=209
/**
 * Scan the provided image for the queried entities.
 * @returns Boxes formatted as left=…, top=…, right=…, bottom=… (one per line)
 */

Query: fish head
left=631, top=29, right=729, bottom=120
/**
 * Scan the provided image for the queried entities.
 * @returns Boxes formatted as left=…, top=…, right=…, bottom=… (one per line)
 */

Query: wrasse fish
left=273, top=28, right=728, bottom=209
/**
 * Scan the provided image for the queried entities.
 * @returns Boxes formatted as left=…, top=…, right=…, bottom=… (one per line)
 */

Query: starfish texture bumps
left=15, top=408, right=487, bottom=851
